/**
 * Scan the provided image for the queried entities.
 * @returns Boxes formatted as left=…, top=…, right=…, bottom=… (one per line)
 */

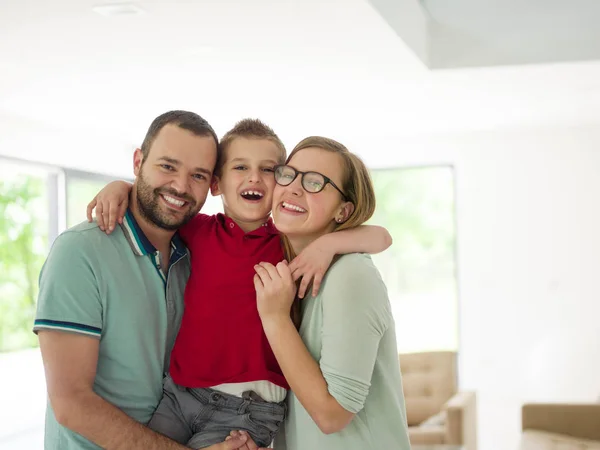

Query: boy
left=89, top=119, right=391, bottom=448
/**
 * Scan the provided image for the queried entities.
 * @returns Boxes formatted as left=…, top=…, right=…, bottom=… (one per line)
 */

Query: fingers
left=312, top=271, right=324, bottom=297
left=96, top=201, right=105, bottom=231
left=86, top=198, right=97, bottom=223
left=253, top=274, right=264, bottom=293
left=118, top=201, right=127, bottom=224
left=219, top=430, right=248, bottom=449
left=107, top=202, right=119, bottom=233
left=297, top=273, right=310, bottom=299
left=254, top=262, right=276, bottom=281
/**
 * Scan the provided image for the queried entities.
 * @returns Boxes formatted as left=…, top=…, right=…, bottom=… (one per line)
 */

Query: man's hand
left=220, top=430, right=269, bottom=450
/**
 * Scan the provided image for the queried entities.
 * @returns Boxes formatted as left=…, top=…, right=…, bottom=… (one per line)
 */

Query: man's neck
left=130, top=193, right=175, bottom=253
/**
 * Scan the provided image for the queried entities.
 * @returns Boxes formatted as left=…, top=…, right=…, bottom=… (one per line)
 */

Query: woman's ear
left=210, top=176, right=221, bottom=196
left=336, top=202, right=355, bottom=224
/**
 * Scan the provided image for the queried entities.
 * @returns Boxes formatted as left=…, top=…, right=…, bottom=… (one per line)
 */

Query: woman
left=253, top=136, right=411, bottom=449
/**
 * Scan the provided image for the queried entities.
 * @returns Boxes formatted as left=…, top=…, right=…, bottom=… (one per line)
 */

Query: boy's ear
left=133, top=148, right=143, bottom=177
left=210, top=175, right=221, bottom=196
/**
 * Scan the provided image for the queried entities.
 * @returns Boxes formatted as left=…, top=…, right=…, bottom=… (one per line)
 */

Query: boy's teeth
left=163, top=195, right=185, bottom=207
left=282, top=202, right=306, bottom=213
left=241, top=190, right=263, bottom=197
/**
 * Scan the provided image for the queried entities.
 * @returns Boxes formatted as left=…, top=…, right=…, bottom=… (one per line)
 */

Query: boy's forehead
left=226, top=137, right=284, bottom=161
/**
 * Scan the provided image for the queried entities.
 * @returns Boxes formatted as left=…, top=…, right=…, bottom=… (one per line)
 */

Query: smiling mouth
left=161, top=194, right=188, bottom=208
left=240, top=190, right=264, bottom=201
left=281, top=201, right=307, bottom=213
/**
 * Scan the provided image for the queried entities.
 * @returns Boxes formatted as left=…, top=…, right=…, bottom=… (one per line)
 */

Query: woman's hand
left=86, top=181, right=132, bottom=233
left=288, top=243, right=335, bottom=298
left=254, top=261, right=297, bottom=322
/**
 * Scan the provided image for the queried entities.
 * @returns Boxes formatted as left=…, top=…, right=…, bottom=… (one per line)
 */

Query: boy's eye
left=262, top=167, right=275, bottom=173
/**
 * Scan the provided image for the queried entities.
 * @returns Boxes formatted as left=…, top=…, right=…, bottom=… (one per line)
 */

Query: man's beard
left=136, top=171, right=200, bottom=231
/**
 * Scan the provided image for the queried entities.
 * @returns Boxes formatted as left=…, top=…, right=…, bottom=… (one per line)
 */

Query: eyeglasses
left=274, top=165, right=347, bottom=200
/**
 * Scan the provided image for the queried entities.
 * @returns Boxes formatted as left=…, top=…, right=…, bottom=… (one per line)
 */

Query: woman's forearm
left=262, top=316, right=353, bottom=434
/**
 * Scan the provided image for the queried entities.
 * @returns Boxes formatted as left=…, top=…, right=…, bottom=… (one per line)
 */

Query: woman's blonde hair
left=280, top=136, right=376, bottom=325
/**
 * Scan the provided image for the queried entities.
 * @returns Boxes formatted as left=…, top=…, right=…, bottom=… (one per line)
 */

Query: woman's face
left=272, top=147, right=349, bottom=245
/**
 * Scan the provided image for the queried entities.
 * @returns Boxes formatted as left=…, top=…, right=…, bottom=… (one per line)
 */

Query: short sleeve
left=178, top=213, right=212, bottom=247
left=319, top=253, right=392, bottom=414
left=33, top=231, right=103, bottom=338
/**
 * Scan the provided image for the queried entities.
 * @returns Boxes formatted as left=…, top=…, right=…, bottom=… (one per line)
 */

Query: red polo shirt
left=169, top=213, right=289, bottom=390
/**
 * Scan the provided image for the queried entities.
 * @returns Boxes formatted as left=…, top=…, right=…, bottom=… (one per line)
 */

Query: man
left=34, top=111, right=258, bottom=450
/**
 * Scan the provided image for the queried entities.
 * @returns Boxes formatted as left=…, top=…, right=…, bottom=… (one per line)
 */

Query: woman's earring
left=336, top=218, right=343, bottom=223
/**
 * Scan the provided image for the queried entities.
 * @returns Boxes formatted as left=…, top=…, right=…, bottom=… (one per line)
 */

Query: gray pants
left=148, top=375, right=286, bottom=449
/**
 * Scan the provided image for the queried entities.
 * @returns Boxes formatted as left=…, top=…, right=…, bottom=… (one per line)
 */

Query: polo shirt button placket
left=229, top=222, right=234, bottom=229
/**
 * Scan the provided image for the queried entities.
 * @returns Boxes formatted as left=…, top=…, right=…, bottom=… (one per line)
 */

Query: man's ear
left=336, top=201, right=355, bottom=224
left=210, top=175, right=221, bottom=196
left=133, top=148, right=143, bottom=177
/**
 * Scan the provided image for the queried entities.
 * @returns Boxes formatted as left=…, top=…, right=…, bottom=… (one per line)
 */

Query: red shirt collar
left=217, top=213, right=279, bottom=238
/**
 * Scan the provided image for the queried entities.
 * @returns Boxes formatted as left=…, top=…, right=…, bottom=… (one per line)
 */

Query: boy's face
left=212, top=137, right=282, bottom=232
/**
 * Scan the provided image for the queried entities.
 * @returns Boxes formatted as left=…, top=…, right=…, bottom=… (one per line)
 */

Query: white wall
left=0, top=113, right=134, bottom=178
left=368, top=124, right=600, bottom=450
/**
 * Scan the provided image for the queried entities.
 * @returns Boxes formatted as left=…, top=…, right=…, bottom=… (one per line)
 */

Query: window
left=369, top=166, right=459, bottom=353
left=0, top=160, right=52, bottom=352
left=66, top=170, right=127, bottom=228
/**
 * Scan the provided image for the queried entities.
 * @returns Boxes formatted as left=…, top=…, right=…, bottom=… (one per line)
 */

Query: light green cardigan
left=274, top=253, right=411, bottom=450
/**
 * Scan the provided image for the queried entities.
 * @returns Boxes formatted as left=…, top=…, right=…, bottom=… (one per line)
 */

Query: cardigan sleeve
left=318, top=253, right=393, bottom=414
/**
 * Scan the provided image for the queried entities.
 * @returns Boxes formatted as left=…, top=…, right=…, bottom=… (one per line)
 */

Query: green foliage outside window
left=0, top=177, right=48, bottom=352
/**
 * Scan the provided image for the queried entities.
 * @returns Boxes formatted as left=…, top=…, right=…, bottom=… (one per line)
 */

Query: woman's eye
left=234, top=166, right=246, bottom=170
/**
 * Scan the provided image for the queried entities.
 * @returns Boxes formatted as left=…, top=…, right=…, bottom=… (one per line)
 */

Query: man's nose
left=170, top=173, right=190, bottom=196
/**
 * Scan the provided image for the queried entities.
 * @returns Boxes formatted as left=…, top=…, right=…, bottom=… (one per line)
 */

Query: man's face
left=133, top=124, right=217, bottom=230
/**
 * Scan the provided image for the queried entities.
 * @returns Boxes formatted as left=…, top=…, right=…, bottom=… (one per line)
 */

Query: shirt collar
left=120, top=208, right=188, bottom=257
left=217, top=213, right=279, bottom=237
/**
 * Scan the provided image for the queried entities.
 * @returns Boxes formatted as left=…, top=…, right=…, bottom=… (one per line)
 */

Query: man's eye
left=193, top=174, right=206, bottom=180
left=161, top=164, right=174, bottom=171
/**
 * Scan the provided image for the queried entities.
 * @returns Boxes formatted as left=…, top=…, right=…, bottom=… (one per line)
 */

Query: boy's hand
left=86, top=181, right=132, bottom=234
left=289, top=242, right=335, bottom=298
left=254, top=261, right=297, bottom=321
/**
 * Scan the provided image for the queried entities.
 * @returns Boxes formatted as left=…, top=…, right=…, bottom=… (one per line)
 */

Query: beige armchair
left=399, top=351, right=477, bottom=450
left=520, top=403, right=600, bottom=449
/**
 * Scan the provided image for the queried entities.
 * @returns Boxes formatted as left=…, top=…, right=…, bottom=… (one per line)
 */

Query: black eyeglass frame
left=273, top=165, right=348, bottom=201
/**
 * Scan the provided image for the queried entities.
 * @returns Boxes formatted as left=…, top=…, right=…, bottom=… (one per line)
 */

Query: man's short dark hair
left=140, top=110, right=219, bottom=161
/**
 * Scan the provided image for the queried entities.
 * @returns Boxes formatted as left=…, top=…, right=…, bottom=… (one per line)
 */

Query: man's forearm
left=53, top=390, right=186, bottom=450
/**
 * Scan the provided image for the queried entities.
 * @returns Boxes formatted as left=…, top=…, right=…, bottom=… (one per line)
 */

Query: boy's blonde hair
left=216, top=119, right=286, bottom=177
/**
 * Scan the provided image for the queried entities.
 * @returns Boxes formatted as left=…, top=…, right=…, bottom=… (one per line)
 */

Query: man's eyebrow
left=158, top=157, right=212, bottom=176
left=158, top=156, right=180, bottom=166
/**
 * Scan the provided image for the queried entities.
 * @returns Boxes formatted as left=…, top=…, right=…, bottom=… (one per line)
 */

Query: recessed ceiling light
left=92, top=3, right=146, bottom=17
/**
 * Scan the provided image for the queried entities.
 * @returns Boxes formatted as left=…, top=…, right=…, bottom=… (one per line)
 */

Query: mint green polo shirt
left=33, top=209, right=189, bottom=450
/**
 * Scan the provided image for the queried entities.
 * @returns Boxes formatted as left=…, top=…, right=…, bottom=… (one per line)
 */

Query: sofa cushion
left=521, top=430, right=600, bottom=450
left=408, top=426, right=445, bottom=445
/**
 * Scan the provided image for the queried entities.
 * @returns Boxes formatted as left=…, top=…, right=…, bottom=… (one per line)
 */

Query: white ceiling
left=1, top=0, right=599, bottom=172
